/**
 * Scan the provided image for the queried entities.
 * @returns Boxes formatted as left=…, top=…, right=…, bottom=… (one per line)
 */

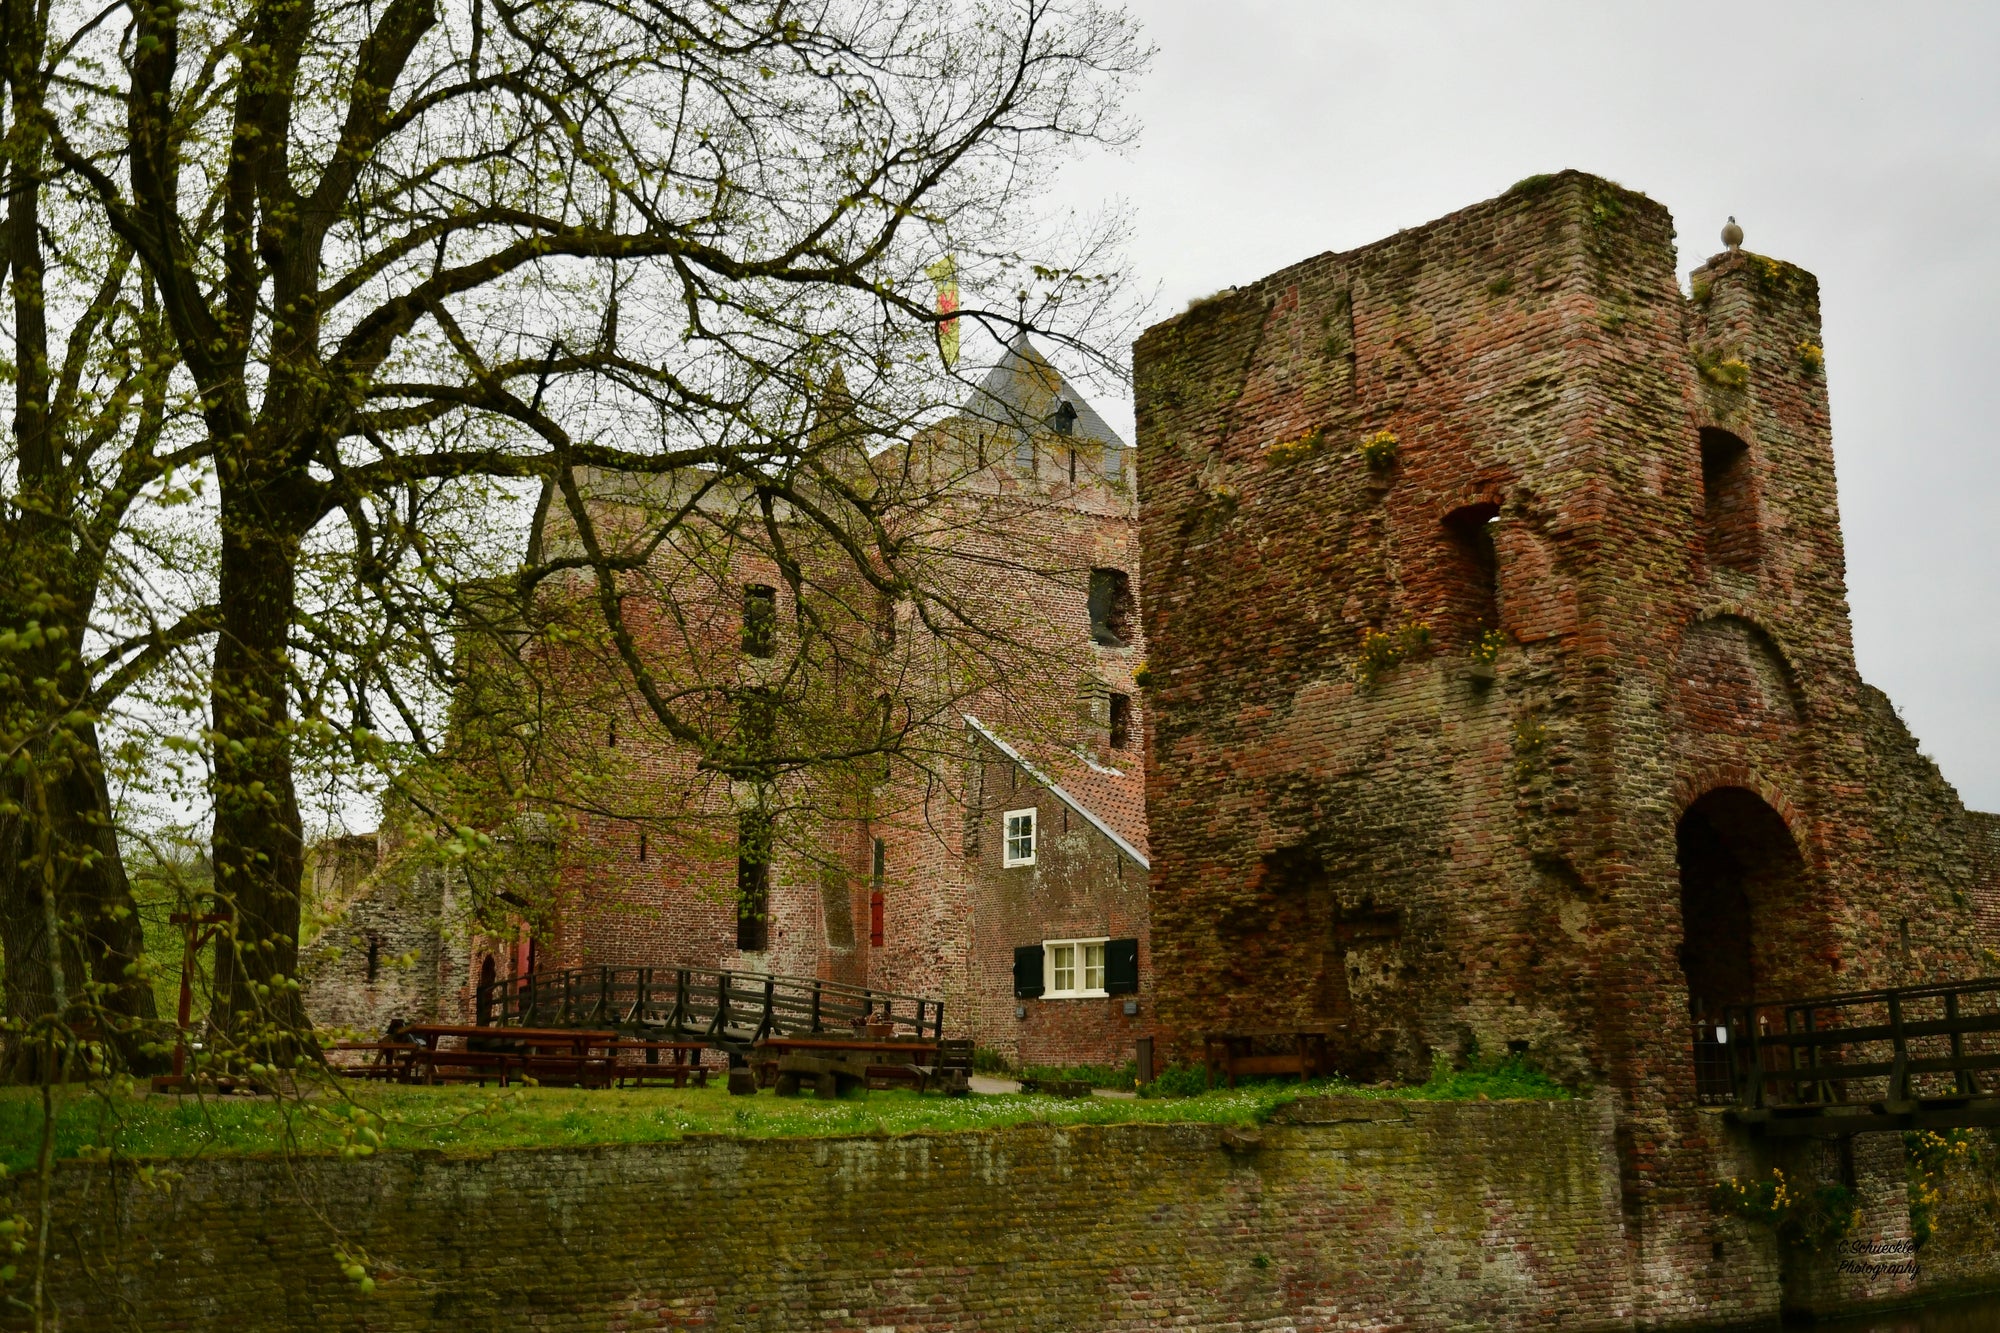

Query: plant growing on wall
left=1353, top=622, right=1431, bottom=687
left=1696, top=350, right=1751, bottom=389
left=1265, top=429, right=1326, bottom=466
left=1710, top=1169, right=1859, bottom=1252
left=1358, top=430, right=1400, bottom=470
left=1471, top=630, right=1506, bottom=668
left=1796, top=342, right=1825, bottom=377
left=1904, top=1129, right=1980, bottom=1248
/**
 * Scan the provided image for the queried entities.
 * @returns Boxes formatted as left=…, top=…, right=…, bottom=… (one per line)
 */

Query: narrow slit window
left=1013, top=434, right=1036, bottom=474
left=742, top=584, right=777, bottom=657
left=736, top=810, right=772, bottom=951
left=637, top=829, right=647, bottom=862
left=1088, top=568, right=1134, bottom=647
left=365, top=932, right=381, bottom=983
left=1108, top=692, right=1132, bottom=749
left=1700, top=427, right=1761, bottom=572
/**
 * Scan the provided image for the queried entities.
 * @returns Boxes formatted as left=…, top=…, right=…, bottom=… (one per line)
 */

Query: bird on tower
left=1722, top=216, right=1744, bottom=252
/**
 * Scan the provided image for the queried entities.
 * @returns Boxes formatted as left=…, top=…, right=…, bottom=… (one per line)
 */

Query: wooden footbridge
left=1694, top=975, right=2000, bottom=1137
left=475, top=964, right=945, bottom=1059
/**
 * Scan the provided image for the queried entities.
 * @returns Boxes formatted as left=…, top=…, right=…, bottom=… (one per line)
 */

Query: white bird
left=1722, top=216, right=1743, bottom=252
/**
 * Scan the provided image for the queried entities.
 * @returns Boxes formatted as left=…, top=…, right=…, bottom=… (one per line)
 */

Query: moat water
left=1753, top=1291, right=2000, bottom=1331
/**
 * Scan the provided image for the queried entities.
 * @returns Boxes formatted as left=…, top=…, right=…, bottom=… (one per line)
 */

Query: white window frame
left=1043, top=937, right=1109, bottom=999
left=1002, top=808, right=1038, bottom=867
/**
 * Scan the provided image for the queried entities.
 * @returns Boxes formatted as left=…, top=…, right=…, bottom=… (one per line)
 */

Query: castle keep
left=1133, top=170, right=1998, bottom=1303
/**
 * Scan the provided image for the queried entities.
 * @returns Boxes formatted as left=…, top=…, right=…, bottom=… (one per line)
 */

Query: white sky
left=1055, top=1, right=2000, bottom=809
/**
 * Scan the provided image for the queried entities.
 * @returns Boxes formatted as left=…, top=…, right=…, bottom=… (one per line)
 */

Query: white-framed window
left=1044, top=937, right=1109, bottom=998
left=1003, top=808, right=1037, bottom=867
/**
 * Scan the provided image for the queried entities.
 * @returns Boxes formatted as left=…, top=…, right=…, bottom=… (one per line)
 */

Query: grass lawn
left=0, top=1059, right=1569, bottom=1175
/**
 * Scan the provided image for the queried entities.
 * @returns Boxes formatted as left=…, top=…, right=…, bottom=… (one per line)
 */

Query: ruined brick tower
left=1135, top=169, right=1995, bottom=1096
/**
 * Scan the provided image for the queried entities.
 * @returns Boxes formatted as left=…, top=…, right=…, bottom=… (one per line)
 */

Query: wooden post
left=154, top=912, right=229, bottom=1091
left=1887, top=989, right=1909, bottom=1106
left=1946, top=990, right=1974, bottom=1096
left=1745, top=1007, right=1766, bottom=1109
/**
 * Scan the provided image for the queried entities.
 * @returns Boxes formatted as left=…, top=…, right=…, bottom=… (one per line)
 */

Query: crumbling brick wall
left=298, top=834, right=444, bottom=1036
left=1133, top=169, right=1993, bottom=1322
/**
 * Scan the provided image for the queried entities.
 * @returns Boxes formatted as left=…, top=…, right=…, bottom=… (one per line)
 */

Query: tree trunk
left=206, top=479, right=312, bottom=1058
left=62, top=721, right=163, bottom=1069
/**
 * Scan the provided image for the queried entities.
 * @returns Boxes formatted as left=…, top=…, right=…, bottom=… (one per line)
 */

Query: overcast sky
left=1056, top=1, right=2000, bottom=808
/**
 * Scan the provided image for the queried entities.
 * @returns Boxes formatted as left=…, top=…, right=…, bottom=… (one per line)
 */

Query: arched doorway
left=475, top=955, right=497, bottom=1026
left=1676, top=786, right=1811, bottom=1013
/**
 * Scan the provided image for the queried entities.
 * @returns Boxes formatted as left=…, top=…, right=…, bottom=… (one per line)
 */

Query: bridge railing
left=1703, top=975, right=2000, bottom=1112
left=473, top=963, right=945, bottom=1049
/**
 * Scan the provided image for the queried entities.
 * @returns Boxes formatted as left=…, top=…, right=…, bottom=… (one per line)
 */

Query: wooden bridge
left=1693, top=975, right=2000, bottom=1137
left=475, top=964, right=945, bottom=1058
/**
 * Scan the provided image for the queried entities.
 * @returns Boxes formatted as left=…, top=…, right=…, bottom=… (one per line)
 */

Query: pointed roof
left=964, top=715, right=1148, bottom=867
left=963, top=336, right=1127, bottom=451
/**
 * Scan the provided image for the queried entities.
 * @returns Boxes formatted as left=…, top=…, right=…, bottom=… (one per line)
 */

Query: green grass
left=0, top=1059, right=1571, bottom=1174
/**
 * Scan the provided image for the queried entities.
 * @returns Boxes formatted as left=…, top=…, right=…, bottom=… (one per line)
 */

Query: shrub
left=1796, top=341, right=1824, bottom=377
left=1137, top=1064, right=1211, bottom=1099
left=1015, top=1061, right=1136, bottom=1091
left=971, top=1046, right=1012, bottom=1075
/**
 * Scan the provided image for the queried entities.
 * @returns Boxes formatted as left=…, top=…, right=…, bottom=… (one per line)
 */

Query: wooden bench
left=863, top=1063, right=926, bottom=1091
left=1204, top=1030, right=1333, bottom=1089
left=328, top=1041, right=419, bottom=1080
left=403, top=1024, right=618, bottom=1088
left=756, top=1036, right=938, bottom=1100
left=614, top=1041, right=711, bottom=1089
left=412, top=1048, right=518, bottom=1086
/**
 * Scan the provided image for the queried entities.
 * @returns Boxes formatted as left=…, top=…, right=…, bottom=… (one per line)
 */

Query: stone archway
left=1676, top=785, right=1814, bottom=1014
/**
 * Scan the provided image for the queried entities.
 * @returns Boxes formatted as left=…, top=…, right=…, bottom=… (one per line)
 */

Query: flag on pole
left=927, top=256, right=959, bottom=368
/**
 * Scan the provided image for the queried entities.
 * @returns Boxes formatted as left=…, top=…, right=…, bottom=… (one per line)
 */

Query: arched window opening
left=1439, top=503, right=1501, bottom=644
left=1700, top=428, right=1761, bottom=572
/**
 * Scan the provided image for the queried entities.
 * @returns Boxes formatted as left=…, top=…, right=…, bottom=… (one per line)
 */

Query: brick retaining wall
left=7, top=1097, right=1997, bottom=1330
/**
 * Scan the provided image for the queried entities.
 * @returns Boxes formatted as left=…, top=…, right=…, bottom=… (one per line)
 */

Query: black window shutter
left=1105, top=938, right=1139, bottom=994
left=1013, top=945, right=1045, bottom=998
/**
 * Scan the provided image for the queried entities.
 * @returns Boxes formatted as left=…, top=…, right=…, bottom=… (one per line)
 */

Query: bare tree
left=41, top=0, right=1145, bottom=1052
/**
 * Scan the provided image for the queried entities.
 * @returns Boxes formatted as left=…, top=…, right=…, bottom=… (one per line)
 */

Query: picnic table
left=755, top=1035, right=941, bottom=1099
left=400, top=1024, right=619, bottom=1087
